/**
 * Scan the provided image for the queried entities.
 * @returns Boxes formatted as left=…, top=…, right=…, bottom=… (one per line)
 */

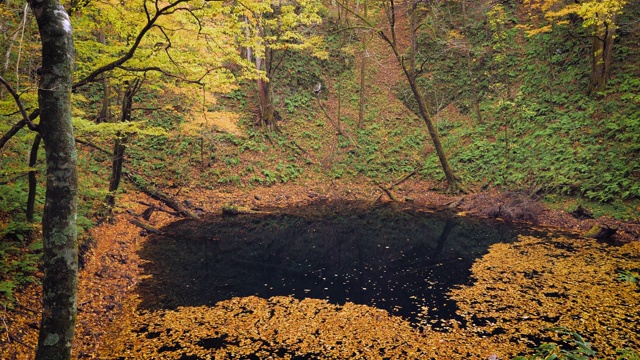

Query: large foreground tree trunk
left=28, top=1, right=79, bottom=359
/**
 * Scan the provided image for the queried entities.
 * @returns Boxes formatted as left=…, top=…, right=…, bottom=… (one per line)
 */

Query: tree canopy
left=1, top=0, right=639, bottom=357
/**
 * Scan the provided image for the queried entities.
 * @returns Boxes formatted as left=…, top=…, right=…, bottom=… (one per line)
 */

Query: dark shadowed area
left=136, top=201, right=545, bottom=329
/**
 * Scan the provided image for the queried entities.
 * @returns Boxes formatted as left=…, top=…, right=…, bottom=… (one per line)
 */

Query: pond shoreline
left=1, top=182, right=638, bottom=359
left=170, top=180, right=639, bottom=243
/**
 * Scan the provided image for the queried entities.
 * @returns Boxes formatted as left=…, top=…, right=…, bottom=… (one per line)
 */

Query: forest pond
left=138, top=202, right=540, bottom=327
left=118, top=201, right=640, bottom=359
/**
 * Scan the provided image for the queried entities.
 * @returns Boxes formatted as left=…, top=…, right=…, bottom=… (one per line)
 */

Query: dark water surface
left=137, top=201, right=544, bottom=328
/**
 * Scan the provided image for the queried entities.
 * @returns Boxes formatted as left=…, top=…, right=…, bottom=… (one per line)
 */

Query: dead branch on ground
left=128, top=217, right=163, bottom=234
left=371, top=167, right=421, bottom=203
left=124, top=172, right=199, bottom=220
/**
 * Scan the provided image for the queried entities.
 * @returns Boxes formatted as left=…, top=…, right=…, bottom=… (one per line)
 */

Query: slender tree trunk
left=357, top=48, right=366, bottom=128
left=357, top=0, right=368, bottom=129
left=460, top=0, right=482, bottom=124
left=588, top=23, right=615, bottom=94
left=337, top=32, right=345, bottom=130
left=105, top=79, right=140, bottom=209
left=405, top=73, right=459, bottom=192
left=377, top=2, right=460, bottom=192
left=244, top=16, right=252, bottom=61
left=105, top=137, right=125, bottom=208
left=96, top=32, right=110, bottom=123
left=548, top=45, right=555, bottom=113
left=255, top=43, right=272, bottom=130
left=465, top=50, right=482, bottom=124
left=28, top=1, right=79, bottom=359
left=336, top=80, right=342, bottom=130
left=97, top=77, right=110, bottom=122
left=26, top=133, right=41, bottom=223
left=1, top=20, right=20, bottom=99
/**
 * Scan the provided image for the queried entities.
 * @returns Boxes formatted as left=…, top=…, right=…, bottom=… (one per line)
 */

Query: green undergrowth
left=396, top=2, right=640, bottom=214
left=2, top=0, right=640, bottom=309
left=131, top=3, right=640, bottom=222
left=513, top=327, right=640, bottom=360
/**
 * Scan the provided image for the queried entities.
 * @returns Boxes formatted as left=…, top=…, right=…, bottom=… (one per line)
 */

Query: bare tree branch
left=116, top=65, right=222, bottom=85
left=75, top=138, right=112, bottom=156
left=0, top=75, right=39, bottom=131
left=0, top=109, right=39, bottom=149
left=72, top=0, right=192, bottom=89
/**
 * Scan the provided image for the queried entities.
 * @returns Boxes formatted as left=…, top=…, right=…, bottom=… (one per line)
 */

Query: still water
left=137, top=201, right=543, bottom=328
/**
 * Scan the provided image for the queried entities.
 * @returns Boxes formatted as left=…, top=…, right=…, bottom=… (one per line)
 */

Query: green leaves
left=514, top=327, right=597, bottom=360
left=616, top=270, right=639, bottom=285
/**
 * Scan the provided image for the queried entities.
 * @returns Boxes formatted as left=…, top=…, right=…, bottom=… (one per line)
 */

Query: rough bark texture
left=258, top=77, right=278, bottom=132
left=255, top=41, right=281, bottom=133
left=28, top=1, right=79, bottom=359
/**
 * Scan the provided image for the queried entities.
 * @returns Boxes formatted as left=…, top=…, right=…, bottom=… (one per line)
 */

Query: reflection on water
left=137, top=202, right=536, bottom=328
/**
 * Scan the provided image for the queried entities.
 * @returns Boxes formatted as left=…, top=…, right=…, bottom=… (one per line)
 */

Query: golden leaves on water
left=103, top=296, right=437, bottom=359
left=103, top=235, right=640, bottom=359
left=450, top=236, right=640, bottom=357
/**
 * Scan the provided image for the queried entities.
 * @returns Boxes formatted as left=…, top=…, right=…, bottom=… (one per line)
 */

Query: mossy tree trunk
left=28, top=1, right=79, bottom=359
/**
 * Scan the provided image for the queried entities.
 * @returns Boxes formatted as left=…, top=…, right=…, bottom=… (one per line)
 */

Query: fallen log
left=141, top=206, right=155, bottom=221
left=137, top=200, right=180, bottom=217
left=124, top=172, right=199, bottom=220
left=583, top=224, right=616, bottom=240
left=222, top=205, right=272, bottom=216
left=370, top=167, right=421, bottom=204
left=570, top=205, right=594, bottom=220
left=128, top=218, right=163, bottom=235
left=390, top=166, right=421, bottom=188
left=377, top=183, right=400, bottom=202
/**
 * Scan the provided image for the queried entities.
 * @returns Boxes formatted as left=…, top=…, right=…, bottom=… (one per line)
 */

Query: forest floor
left=3, top=0, right=640, bottom=358
left=2, top=181, right=639, bottom=359
left=2, top=5, right=640, bottom=358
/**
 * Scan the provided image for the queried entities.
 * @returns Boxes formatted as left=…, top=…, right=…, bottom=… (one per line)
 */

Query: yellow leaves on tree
left=181, top=110, right=242, bottom=137
left=222, top=0, right=326, bottom=72
left=522, top=0, right=628, bottom=35
left=520, top=0, right=630, bottom=92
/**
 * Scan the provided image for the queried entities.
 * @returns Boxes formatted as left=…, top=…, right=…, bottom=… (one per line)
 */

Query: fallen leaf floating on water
left=96, top=236, right=639, bottom=359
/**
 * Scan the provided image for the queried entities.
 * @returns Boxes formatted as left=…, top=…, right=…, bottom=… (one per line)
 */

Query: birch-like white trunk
left=28, top=1, right=79, bottom=359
